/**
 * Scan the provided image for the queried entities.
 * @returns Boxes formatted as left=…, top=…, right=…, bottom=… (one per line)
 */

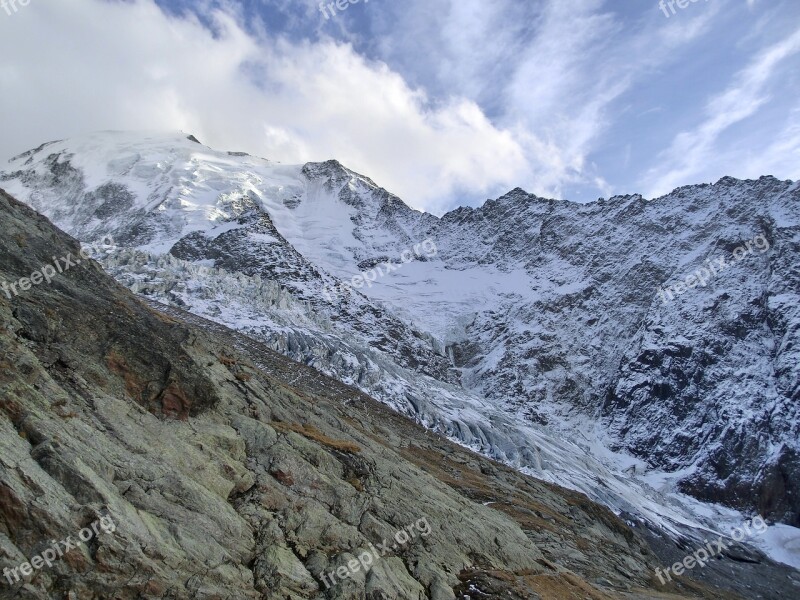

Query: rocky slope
left=6, top=187, right=791, bottom=599
left=1, top=132, right=798, bottom=550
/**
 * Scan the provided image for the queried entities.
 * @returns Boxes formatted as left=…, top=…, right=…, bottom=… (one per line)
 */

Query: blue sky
left=1, top=0, right=798, bottom=213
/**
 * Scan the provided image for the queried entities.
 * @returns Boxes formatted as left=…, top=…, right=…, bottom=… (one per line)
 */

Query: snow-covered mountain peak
left=2, top=131, right=799, bottom=569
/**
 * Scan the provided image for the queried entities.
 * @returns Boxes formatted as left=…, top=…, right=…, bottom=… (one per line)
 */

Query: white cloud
left=365, top=0, right=723, bottom=200
left=1, top=0, right=795, bottom=213
left=0, top=0, right=528, bottom=214
left=740, top=104, right=800, bottom=181
left=643, top=27, right=800, bottom=197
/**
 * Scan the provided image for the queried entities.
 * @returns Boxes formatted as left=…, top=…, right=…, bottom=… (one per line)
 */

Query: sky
left=0, top=0, right=798, bottom=214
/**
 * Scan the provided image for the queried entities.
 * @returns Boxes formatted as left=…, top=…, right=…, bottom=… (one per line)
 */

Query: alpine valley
left=2, top=131, right=799, bottom=586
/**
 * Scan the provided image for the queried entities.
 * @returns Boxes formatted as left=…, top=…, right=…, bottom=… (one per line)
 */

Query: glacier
left=2, top=130, right=798, bottom=568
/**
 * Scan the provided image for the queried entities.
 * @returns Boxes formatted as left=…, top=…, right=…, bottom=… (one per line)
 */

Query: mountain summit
left=2, top=131, right=799, bottom=568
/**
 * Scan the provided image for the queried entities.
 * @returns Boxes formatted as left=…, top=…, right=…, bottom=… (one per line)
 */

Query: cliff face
left=426, top=180, right=800, bottom=526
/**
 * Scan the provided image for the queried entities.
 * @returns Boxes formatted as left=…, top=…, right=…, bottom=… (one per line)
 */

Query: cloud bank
left=0, top=0, right=529, bottom=213
left=0, top=0, right=797, bottom=212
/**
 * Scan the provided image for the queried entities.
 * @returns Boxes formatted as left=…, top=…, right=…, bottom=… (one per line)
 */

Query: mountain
left=8, top=183, right=792, bottom=599
left=2, top=131, right=798, bottom=566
